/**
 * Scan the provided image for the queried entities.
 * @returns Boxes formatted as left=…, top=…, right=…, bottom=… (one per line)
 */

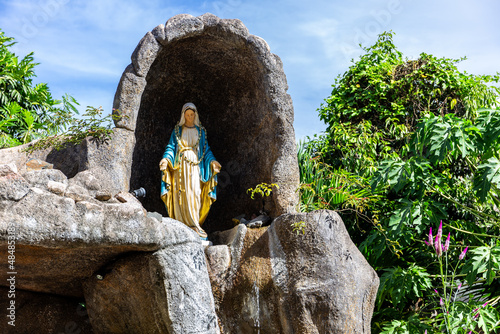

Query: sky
left=1, top=0, right=499, bottom=140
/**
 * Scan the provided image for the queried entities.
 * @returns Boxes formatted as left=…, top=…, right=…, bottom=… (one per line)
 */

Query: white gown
left=171, top=127, right=203, bottom=230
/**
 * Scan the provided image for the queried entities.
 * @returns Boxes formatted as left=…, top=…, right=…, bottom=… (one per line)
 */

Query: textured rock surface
left=83, top=221, right=219, bottom=334
left=0, top=161, right=220, bottom=332
left=0, top=287, right=93, bottom=334
left=0, top=127, right=135, bottom=195
left=23, top=168, right=68, bottom=191
left=0, top=164, right=191, bottom=297
left=206, top=210, right=379, bottom=334
left=112, top=13, right=299, bottom=232
left=0, top=163, right=30, bottom=201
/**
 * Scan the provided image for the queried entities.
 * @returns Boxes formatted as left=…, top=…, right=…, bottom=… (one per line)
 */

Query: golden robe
left=161, top=125, right=218, bottom=236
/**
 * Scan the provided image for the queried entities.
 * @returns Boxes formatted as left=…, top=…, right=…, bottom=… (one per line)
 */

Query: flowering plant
left=423, top=221, right=500, bottom=334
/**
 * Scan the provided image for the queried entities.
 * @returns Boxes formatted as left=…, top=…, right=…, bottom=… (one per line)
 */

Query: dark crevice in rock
left=45, top=142, right=88, bottom=179
left=0, top=287, right=93, bottom=334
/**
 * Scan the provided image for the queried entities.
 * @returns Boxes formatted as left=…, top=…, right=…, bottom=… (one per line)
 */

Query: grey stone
left=83, top=228, right=220, bottom=333
left=69, top=170, right=101, bottom=191
left=83, top=253, right=168, bottom=334
left=147, top=211, right=163, bottom=222
left=112, top=64, right=147, bottom=131
left=64, top=184, right=92, bottom=202
left=0, top=162, right=17, bottom=174
left=0, top=182, right=197, bottom=297
left=151, top=23, right=166, bottom=44
left=22, top=168, right=68, bottom=191
left=83, top=128, right=136, bottom=195
left=0, top=143, right=52, bottom=175
left=165, top=14, right=204, bottom=42
left=0, top=164, right=30, bottom=201
left=0, top=163, right=16, bottom=176
left=270, top=211, right=378, bottom=333
left=131, top=31, right=160, bottom=77
left=153, top=245, right=220, bottom=334
left=247, top=34, right=271, bottom=55
left=218, top=18, right=249, bottom=40
left=47, top=180, right=67, bottom=195
left=0, top=128, right=134, bottom=197
left=210, top=223, right=247, bottom=285
left=205, top=245, right=231, bottom=280
left=207, top=210, right=379, bottom=333
left=199, top=12, right=221, bottom=28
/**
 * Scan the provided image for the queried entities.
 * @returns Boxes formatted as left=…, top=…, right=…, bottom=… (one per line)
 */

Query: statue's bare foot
left=191, top=226, right=208, bottom=239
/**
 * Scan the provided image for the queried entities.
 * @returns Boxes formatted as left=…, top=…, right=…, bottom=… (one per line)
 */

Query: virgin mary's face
left=184, top=109, right=195, bottom=126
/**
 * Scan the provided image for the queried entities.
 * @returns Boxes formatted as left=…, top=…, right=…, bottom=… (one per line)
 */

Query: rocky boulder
left=0, top=127, right=135, bottom=196
left=0, top=162, right=220, bottom=332
left=206, top=210, right=379, bottom=334
left=0, top=164, right=162, bottom=297
left=83, top=242, right=219, bottom=334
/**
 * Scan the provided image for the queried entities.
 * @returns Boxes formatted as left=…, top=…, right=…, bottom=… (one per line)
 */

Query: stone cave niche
left=115, top=14, right=299, bottom=233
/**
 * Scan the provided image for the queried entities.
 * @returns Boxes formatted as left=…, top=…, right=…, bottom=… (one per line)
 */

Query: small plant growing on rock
left=247, top=183, right=279, bottom=200
left=247, top=182, right=279, bottom=213
left=291, top=221, right=307, bottom=235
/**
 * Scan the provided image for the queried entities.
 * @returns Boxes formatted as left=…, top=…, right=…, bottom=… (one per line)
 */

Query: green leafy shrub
left=24, top=105, right=119, bottom=152
left=318, top=31, right=499, bottom=176
left=304, top=31, right=500, bottom=332
left=0, top=29, right=82, bottom=147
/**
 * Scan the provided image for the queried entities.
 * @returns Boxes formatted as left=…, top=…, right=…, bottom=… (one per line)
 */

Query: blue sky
left=1, top=0, right=499, bottom=140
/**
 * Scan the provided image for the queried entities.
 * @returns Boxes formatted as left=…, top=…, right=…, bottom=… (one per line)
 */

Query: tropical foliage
left=298, top=31, right=500, bottom=333
left=0, top=29, right=116, bottom=150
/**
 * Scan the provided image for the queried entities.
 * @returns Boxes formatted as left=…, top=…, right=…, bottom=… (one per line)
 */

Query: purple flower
left=483, top=302, right=488, bottom=307
left=434, top=221, right=443, bottom=257
left=440, top=298, right=444, bottom=306
left=434, top=289, right=439, bottom=294
left=435, top=235, right=442, bottom=257
left=443, top=232, right=450, bottom=252
left=457, top=282, right=462, bottom=290
left=425, top=227, right=433, bottom=246
left=459, top=246, right=468, bottom=260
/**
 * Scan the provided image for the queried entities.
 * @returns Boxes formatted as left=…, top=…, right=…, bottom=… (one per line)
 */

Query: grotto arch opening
left=130, top=34, right=277, bottom=232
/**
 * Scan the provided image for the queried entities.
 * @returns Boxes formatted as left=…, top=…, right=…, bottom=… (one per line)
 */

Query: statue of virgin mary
left=159, top=103, right=221, bottom=239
